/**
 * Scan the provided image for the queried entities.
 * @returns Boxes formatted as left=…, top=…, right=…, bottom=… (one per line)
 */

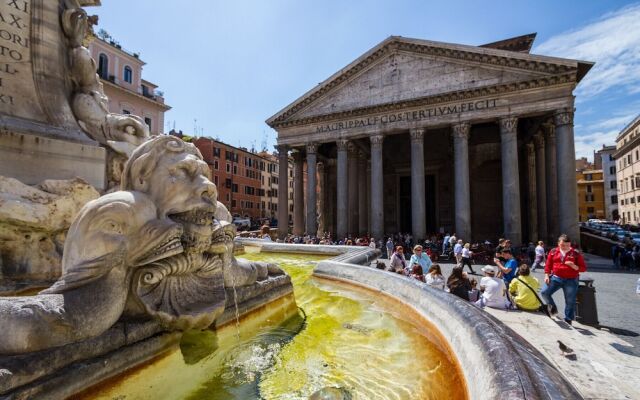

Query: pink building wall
left=88, top=37, right=170, bottom=135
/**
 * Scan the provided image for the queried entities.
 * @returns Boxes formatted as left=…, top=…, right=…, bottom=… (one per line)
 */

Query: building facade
left=169, top=131, right=296, bottom=223
left=267, top=34, right=593, bottom=244
left=576, top=169, right=605, bottom=222
left=614, top=115, right=640, bottom=225
left=88, top=36, right=170, bottom=135
left=594, top=145, right=618, bottom=221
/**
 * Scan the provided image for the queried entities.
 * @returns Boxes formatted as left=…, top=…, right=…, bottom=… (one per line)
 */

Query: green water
left=79, top=252, right=467, bottom=400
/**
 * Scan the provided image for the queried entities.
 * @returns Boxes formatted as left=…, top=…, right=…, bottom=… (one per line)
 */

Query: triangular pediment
left=267, top=36, right=593, bottom=127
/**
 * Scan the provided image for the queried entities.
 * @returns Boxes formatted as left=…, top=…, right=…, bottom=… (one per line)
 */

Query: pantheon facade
left=267, top=34, right=592, bottom=245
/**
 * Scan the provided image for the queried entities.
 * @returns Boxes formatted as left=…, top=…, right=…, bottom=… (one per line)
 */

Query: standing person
left=369, top=238, right=377, bottom=250
left=494, top=249, right=517, bottom=286
left=447, top=266, right=472, bottom=301
left=461, top=243, right=475, bottom=274
left=385, top=237, right=394, bottom=259
left=443, top=233, right=451, bottom=253
left=541, top=234, right=587, bottom=325
left=449, top=233, right=457, bottom=250
left=475, top=265, right=508, bottom=309
left=425, top=264, right=445, bottom=290
left=408, top=245, right=433, bottom=275
left=389, top=246, right=407, bottom=274
left=509, top=264, right=542, bottom=311
left=532, top=241, right=546, bottom=271
left=453, top=240, right=463, bottom=265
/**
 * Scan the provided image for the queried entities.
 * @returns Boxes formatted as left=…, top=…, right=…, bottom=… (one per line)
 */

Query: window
left=636, top=176, right=640, bottom=189
left=585, top=194, right=594, bottom=202
left=628, top=154, right=632, bottom=164
left=636, top=149, right=639, bottom=161
left=609, top=154, right=614, bottom=161
left=214, top=160, right=219, bottom=170
left=97, top=53, right=109, bottom=79
left=122, top=109, right=131, bottom=115
left=611, top=181, right=617, bottom=189
left=213, top=175, right=218, bottom=185
left=232, top=183, right=238, bottom=193
left=632, top=197, right=636, bottom=204
left=586, top=185, right=592, bottom=193
left=233, top=165, right=237, bottom=174
left=611, top=195, right=618, bottom=204
left=123, top=66, right=133, bottom=83
left=144, top=117, right=152, bottom=131
left=232, top=200, right=236, bottom=207
left=226, top=163, right=230, bottom=173
left=587, top=207, right=595, bottom=213
left=610, top=166, right=616, bottom=174
left=586, top=174, right=592, bottom=181
left=213, top=147, right=220, bottom=157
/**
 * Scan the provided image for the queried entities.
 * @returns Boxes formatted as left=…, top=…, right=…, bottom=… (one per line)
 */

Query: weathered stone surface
left=0, top=177, right=99, bottom=283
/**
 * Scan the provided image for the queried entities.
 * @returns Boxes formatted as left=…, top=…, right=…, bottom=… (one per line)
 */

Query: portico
left=268, top=34, right=592, bottom=244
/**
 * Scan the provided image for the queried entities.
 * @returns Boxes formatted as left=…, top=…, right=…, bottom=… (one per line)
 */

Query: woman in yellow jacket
left=509, top=264, right=542, bottom=311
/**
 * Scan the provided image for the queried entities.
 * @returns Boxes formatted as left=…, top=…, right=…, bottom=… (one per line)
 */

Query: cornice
left=271, top=72, right=576, bottom=130
left=267, top=36, right=582, bottom=127
left=101, top=79, right=171, bottom=111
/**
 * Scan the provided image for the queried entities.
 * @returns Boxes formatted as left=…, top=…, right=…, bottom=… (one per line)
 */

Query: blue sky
left=92, top=1, right=640, bottom=158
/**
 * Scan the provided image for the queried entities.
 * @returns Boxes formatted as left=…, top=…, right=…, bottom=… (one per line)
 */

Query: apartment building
left=593, top=145, right=618, bottom=221
left=613, top=115, right=640, bottom=224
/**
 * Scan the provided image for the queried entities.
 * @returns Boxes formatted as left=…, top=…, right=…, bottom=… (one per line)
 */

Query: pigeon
left=558, top=340, right=574, bottom=356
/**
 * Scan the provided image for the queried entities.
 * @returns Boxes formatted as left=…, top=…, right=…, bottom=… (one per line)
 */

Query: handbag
left=515, top=277, right=551, bottom=317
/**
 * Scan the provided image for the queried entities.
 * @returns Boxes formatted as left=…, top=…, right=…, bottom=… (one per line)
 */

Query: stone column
left=534, top=133, right=548, bottom=242
left=452, top=123, right=471, bottom=242
left=545, top=122, right=559, bottom=242
left=526, top=142, right=538, bottom=242
left=347, top=143, right=359, bottom=236
left=410, top=128, right=426, bottom=241
left=305, top=142, right=318, bottom=237
left=327, top=159, right=337, bottom=237
left=276, top=145, right=289, bottom=239
left=336, top=140, right=349, bottom=240
left=292, top=151, right=304, bottom=236
left=370, top=135, right=384, bottom=239
left=500, top=117, right=522, bottom=245
left=555, top=109, right=580, bottom=244
left=358, top=150, right=368, bottom=235
left=317, top=161, right=326, bottom=236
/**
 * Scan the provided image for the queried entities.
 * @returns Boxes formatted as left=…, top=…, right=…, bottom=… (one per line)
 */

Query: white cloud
left=535, top=3, right=640, bottom=99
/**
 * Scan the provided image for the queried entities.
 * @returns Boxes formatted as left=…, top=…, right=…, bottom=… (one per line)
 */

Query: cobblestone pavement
left=379, top=254, right=640, bottom=355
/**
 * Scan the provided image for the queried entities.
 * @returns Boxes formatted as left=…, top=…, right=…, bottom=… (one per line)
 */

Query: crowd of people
left=244, top=226, right=587, bottom=325
left=380, top=234, right=587, bottom=325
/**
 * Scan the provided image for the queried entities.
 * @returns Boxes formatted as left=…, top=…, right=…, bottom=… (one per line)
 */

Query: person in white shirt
left=369, top=238, right=377, bottom=249
left=461, top=243, right=475, bottom=274
left=449, top=234, right=457, bottom=249
left=425, top=264, right=445, bottom=290
left=475, top=265, right=508, bottom=309
left=532, top=241, right=545, bottom=271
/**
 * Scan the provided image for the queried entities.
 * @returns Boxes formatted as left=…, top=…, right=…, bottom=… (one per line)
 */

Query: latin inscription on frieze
left=316, top=99, right=497, bottom=133
left=0, top=0, right=46, bottom=121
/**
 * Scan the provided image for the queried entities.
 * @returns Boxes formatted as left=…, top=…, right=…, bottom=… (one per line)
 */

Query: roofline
left=93, top=37, right=147, bottom=66
left=266, top=35, right=594, bottom=126
left=191, top=136, right=278, bottom=162
left=615, top=114, right=640, bottom=141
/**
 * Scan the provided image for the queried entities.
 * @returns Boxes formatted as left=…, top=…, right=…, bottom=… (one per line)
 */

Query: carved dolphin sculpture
left=0, top=191, right=183, bottom=355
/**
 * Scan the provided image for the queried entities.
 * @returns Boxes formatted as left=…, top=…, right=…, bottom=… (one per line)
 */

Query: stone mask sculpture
left=0, top=135, right=283, bottom=355
left=0, top=191, right=182, bottom=354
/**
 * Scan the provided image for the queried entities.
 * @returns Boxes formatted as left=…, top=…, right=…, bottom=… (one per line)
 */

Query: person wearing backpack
left=509, top=264, right=542, bottom=311
left=541, top=234, right=587, bottom=325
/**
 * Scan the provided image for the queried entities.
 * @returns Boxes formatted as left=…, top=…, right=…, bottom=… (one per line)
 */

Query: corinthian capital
left=370, top=134, right=384, bottom=148
left=499, top=117, right=518, bottom=135
left=275, top=144, right=289, bottom=156
left=533, top=133, right=545, bottom=149
left=554, top=109, right=574, bottom=127
left=452, top=122, right=470, bottom=140
left=336, top=139, right=349, bottom=152
left=543, top=120, right=556, bottom=140
left=409, top=128, right=425, bottom=142
left=306, top=142, right=318, bottom=154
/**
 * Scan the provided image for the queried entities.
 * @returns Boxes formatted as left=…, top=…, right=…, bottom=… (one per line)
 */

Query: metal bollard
left=576, top=277, right=599, bottom=326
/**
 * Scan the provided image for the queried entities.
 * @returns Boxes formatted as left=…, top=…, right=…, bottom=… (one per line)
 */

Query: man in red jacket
left=541, top=234, right=587, bottom=324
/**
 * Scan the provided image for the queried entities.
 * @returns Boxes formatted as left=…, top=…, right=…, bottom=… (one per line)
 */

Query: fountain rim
left=236, top=239, right=583, bottom=400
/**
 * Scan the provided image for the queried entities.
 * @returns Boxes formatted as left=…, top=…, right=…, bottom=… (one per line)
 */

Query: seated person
left=425, top=264, right=445, bottom=290
left=475, top=265, right=508, bottom=309
left=409, top=263, right=425, bottom=282
left=446, top=266, right=472, bottom=301
left=389, top=246, right=407, bottom=274
left=509, top=264, right=542, bottom=311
